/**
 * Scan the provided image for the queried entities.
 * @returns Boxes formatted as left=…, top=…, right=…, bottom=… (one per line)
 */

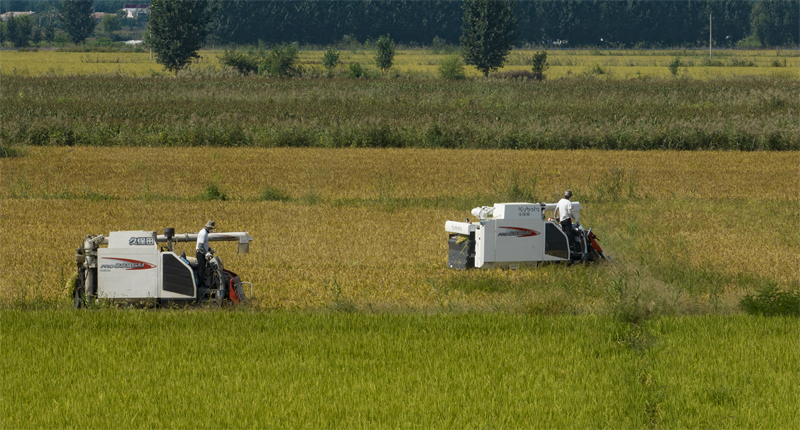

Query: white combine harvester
left=72, top=228, right=253, bottom=308
left=445, top=202, right=605, bottom=269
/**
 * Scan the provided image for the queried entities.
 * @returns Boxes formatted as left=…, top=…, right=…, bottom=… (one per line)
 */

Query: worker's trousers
left=560, top=219, right=574, bottom=252
left=196, top=250, right=206, bottom=287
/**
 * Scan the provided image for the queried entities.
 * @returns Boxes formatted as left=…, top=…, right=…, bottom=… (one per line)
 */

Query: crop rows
left=2, top=73, right=798, bottom=152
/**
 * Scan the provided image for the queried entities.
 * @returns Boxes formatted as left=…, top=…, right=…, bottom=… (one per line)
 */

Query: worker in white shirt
left=554, top=190, right=575, bottom=252
left=196, top=220, right=215, bottom=287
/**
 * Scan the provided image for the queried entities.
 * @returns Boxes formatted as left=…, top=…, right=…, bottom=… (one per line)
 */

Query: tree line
left=202, top=0, right=799, bottom=48
left=1, top=0, right=798, bottom=49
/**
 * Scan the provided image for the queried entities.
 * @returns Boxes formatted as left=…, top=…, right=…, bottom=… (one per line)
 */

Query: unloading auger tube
left=73, top=229, right=254, bottom=307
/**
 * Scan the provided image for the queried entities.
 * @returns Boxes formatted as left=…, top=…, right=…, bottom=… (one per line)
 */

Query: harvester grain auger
left=445, top=202, right=606, bottom=269
left=72, top=228, right=253, bottom=308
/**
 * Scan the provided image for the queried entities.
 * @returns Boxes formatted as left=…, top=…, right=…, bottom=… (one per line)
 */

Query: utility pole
left=709, top=13, right=712, bottom=59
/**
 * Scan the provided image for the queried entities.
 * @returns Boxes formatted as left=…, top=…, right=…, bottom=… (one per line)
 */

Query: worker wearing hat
left=196, top=221, right=215, bottom=287
left=554, top=190, right=575, bottom=253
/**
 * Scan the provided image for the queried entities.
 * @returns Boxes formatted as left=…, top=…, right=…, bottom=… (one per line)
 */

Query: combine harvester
left=71, top=228, right=253, bottom=308
left=445, top=202, right=606, bottom=269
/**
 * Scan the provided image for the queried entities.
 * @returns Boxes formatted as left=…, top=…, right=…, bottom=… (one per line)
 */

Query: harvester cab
left=445, top=202, right=606, bottom=269
left=72, top=228, right=254, bottom=308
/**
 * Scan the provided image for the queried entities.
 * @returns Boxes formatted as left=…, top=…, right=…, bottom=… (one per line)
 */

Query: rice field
left=2, top=148, right=797, bottom=313
left=1, top=48, right=797, bottom=79
left=1, top=48, right=798, bottom=428
left=1, top=310, right=797, bottom=429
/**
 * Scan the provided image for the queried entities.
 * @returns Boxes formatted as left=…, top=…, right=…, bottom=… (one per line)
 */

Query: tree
left=531, top=50, right=548, bottom=80
left=31, top=25, right=42, bottom=45
left=100, top=13, right=120, bottom=38
left=148, top=0, right=215, bottom=75
left=60, top=0, right=96, bottom=44
left=43, top=21, right=55, bottom=43
left=6, top=15, right=32, bottom=48
left=374, top=34, right=395, bottom=73
left=460, top=0, right=516, bottom=77
left=322, top=46, right=340, bottom=76
left=751, top=0, right=800, bottom=47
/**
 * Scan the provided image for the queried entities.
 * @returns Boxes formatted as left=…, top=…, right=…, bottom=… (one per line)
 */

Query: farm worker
left=554, top=190, right=575, bottom=252
left=196, top=220, right=215, bottom=286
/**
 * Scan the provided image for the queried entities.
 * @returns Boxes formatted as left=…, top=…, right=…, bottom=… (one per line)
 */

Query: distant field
left=1, top=48, right=798, bottom=79
left=2, top=148, right=797, bottom=313
left=2, top=310, right=797, bottom=429
left=2, top=74, right=797, bottom=151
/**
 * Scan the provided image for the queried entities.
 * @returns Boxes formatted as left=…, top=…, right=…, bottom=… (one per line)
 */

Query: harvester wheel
left=211, top=269, right=225, bottom=306
left=72, top=271, right=86, bottom=309
left=73, top=284, right=85, bottom=309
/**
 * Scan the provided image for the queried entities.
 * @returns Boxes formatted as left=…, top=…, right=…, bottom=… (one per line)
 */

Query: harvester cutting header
left=72, top=227, right=253, bottom=308
left=445, top=200, right=606, bottom=269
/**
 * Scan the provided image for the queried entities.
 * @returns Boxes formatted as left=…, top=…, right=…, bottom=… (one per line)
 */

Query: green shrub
left=740, top=284, right=800, bottom=317
left=735, top=34, right=761, bottom=48
left=668, top=56, right=681, bottom=76
left=588, top=63, right=606, bottom=75
left=729, top=58, right=756, bottom=67
left=219, top=49, right=260, bottom=75
left=491, top=70, right=537, bottom=80
left=347, top=62, right=364, bottom=78
left=700, top=57, right=724, bottom=67
left=437, top=56, right=465, bottom=80
left=607, top=270, right=649, bottom=325
left=771, top=58, right=787, bottom=67
left=202, top=183, right=227, bottom=201
left=260, top=186, right=291, bottom=202
left=259, top=44, right=303, bottom=78
left=0, top=144, right=26, bottom=158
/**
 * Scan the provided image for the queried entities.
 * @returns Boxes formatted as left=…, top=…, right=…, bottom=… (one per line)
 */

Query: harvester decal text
left=129, top=237, right=155, bottom=246
left=100, top=258, right=156, bottom=270
left=498, top=227, right=541, bottom=237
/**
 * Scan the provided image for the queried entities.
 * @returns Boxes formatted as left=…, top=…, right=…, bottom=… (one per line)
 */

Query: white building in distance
left=0, top=11, right=34, bottom=21
left=122, top=4, right=149, bottom=19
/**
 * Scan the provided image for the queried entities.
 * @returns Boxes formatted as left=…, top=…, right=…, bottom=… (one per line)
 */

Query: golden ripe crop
left=1, top=148, right=797, bottom=310
left=2, top=49, right=797, bottom=79
left=2, top=147, right=796, bottom=202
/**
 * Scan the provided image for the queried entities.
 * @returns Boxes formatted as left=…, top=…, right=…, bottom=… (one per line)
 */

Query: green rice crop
left=2, top=75, right=797, bottom=151
left=1, top=310, right=796, bottom=429
left=644, top=316, right=799, bottom=428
